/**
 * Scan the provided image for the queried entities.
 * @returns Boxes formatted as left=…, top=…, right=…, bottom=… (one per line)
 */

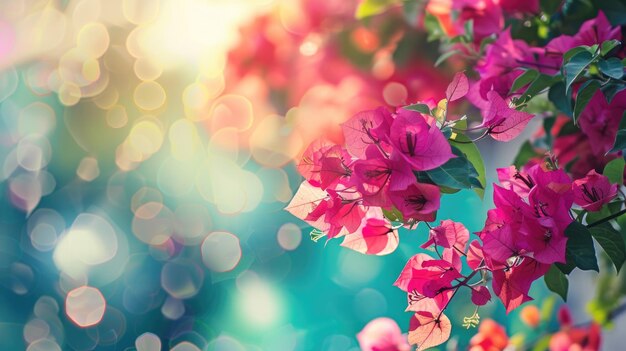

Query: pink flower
left=491, top=257, right=549, bottom=313
left=389, top=182, right=440, bottom=222
left=578, top=90, right=626, bottom=155
left=451, top=0, right=504, bottom=42
left=537, top=12, right=621, bottom=74
left=549, top=306, right=601, bottom=351
left=480, top=91, right=535, bottom=142
left=421, top=220, right=469, bottom=269
left=394, top=253, right=460, bottom=311
left=475, top=29, right=535, bottom=78
left=357, top=317, right=410, bottom=351
left=341, top=213, right=400, bottom=255
left=389, top=109, right=454, bottom=171
left=572, top=170, right=618, bottom=211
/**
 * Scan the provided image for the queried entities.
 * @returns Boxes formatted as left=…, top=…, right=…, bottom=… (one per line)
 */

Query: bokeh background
left=0, top=0, right=622, bottom=350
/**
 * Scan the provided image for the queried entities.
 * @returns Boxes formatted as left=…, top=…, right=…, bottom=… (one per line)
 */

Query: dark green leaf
left=522, top=74, right=559, bottom=100
left=599, top=58, right=625, bottom=79
left=543, top=117, right=556, bottom=147
left=590, top=224, right=626, bottom=272
left=573, top=80, right=601, bottom=123
left=510, top=69, right=539, bottom=94
left=544, top=265, right=569, bottom=301
left=540, top=0, right=562, bottom=14
left=603, top=157, right=625, bottom=184
left=420, top=147, right=481, bottom=190
left=601, top=39, right=621, bottom=56
left=564, top=51, right=594, bottom=94
left=513, top=141, right=536, bottom=168
left=563, top=46, right=592, bottom=63
left=403, top=103, right=431, bottom=114
left=451, top=134, right=486, bottom=198
left=560, top=221, right=599, bottom=272
left=548, top=81, right=573, bottom=116
left=602, top=82, right=626, bottom=103
left=608, top=130, right=626, bottom=154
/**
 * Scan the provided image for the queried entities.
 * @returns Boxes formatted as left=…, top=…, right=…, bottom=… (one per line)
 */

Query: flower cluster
left=287, top=104, right=455, bottom=255
left=287, top=1, right=626, bottom=349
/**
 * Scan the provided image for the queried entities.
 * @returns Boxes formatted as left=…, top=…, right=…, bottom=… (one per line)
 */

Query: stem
left=587, top=208, right=626, bottom=228
left=436, top=265, right=483, bottom=320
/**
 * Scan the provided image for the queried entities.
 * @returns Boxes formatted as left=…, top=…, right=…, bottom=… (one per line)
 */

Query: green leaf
left=590, top=224, right=626, bottom=272
left=563, top=46, right=592, bottom=63
left=598, top=57, right=625, bottom=79
left=510, top=69, right=539, bottom=94
left=601, top=39, right=621, bottom=56
left=608, top=129, right=626, bottom=154
left=403, top=103, right=431, bottom=114
left=602, top=82, right=626, bottom=103
left=522, top=74, right=559, bottom=100
left=544, top=265, right=569, bottom=301
left=424, top=12, right=446, bottom=42
left=420, top=147, right=481, bottom=190
left=558, top=221, right=599, bottom=272
left=513, top=141, right=536, bottom=168
left=603, top=157, right=625, bottom=184
left=434, top=50, right=460, bottom=67
left=382, top=207, right=404, bottom=222
left=540, top=0, right=562, bottom=14
left=451, top=134, right=486, bottom=199
left=573, top=80, right=601, bottom=123
left=355, top=0, right=399, bottom=19
left=548, top=81, right=573, bottom=116
left=543, top=117, right=556, bottom=147
left=563, top=50, right=595, bottom=94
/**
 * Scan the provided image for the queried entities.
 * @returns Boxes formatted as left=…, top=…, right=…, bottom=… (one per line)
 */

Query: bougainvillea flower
left=475, top=29, right=535, bottom=78
left=469, top=319, right=510, bottom=351
left=500, top=0, right=539, bottom=14
left=538, top=12, right=621, bottom=74
left=394, top=253, right=460, bottom=311
left=421, top=220, right=469, bottom=269
left=389, top=182, right=441, bottom=221
left=470, top=286, right=491, bottom=306
left=357, top=317, right=410, bottom=351
left=519, top=216, right=567, bottom=264
left=578, top=90, right=626, bottom=155
left=389, top=109, right=454, bottom=171
left=341, top=107, right=392, bottom=159
left=572, top=169, right=618, bottom=211
left=550, top=306, right=601, bottom=351
left=306, top=189, right=366, bottom=239
left=491, top=257, right=550, bottom=313
left=480, top=91, right=535, bottom=142
left=352, top=146, right=416, bottom=207
left=497, top=165, right=535, bottom=198
left=318, top=145, right=353, bottom=190
left=451, top=0, right=504, bottom=42
left=407, top=309, right=452, bottom=349
left=341, top=215, right=399, bottom=255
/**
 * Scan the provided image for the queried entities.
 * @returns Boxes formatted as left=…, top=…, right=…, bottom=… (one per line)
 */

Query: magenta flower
left=578, top=90, right=626, bottom=155
left=341, top=214, right=399, bottom=255
left=491, top=257, right=550, bottom=313
left=389, top=182, right=440, bottom=222
left=389, top=109, right=454, bottom=171
left=572, top=170, right=618, bottom=212
left=357, top=317, right=410, bottom=351
left=480, top=91, right=535, bottom=142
